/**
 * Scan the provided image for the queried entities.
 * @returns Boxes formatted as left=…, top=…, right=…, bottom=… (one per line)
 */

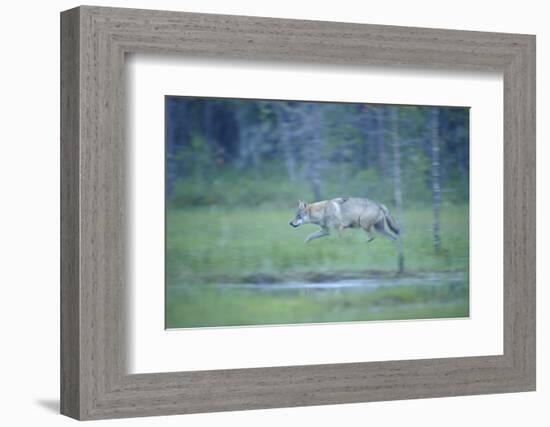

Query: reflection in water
left=223, top=272, right=463, bottom=291
left=172, top=271, right=466, bottom=294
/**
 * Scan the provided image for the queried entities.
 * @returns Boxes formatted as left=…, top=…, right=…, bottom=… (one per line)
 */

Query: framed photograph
left=164, top=97, right=470, bottom=329
left=61, top=6, right=535, bottom=420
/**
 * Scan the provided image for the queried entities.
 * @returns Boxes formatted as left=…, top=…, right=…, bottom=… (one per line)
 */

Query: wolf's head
left=289, top=200, right=309, bottom=228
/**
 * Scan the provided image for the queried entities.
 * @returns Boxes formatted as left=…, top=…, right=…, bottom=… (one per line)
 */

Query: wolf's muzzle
left=289, top=221, right=298, bottom=228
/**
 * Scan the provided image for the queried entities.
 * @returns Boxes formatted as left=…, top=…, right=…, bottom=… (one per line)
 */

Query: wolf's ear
left=298, top=200, right=307, bottom=209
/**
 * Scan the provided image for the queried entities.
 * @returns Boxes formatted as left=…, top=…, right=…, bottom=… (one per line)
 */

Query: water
left=171, top=271, right=466, bottom=294
left=167, top=271, right=469, bottom=327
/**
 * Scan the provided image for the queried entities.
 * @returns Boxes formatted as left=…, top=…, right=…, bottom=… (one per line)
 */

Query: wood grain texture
left=60, top=7, right=80, bottom=419
left=60, top=5, right=536, bottom=420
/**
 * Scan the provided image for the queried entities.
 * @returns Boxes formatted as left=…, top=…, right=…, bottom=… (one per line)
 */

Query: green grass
left=166, top=205, right=469, bottom=328
left=166, top=280, right=469, bottom=328
left=166, top=205, right=469, bottom=285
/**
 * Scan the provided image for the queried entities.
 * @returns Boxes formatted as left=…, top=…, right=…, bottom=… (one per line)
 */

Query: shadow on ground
left=35, top=399, right=59, bottom=414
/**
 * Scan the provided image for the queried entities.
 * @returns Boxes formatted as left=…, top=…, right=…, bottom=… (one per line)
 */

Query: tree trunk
left=359, top=105, right=371, bottom=170
left=431, top=107, right=442, bottom=254
left=275, top=105, right=297, bottom=182
left=235, top=107, right=261, bottom=178
left=202, top=102, right=216, bottom=180
left=390, top=107, right=405, bottom=274
left=303, top=104, right=324, bottom=201
left=376, top=106, right=388, bottom=177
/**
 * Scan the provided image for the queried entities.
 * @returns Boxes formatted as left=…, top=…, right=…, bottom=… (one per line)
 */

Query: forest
left=165, top=96, right=470, bottom=328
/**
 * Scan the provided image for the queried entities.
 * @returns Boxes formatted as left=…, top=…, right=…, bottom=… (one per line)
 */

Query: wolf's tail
left=381, top=204, right=400, bottom=235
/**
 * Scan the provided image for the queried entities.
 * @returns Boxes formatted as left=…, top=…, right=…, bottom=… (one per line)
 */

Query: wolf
left=289, top=197, right=400, bottom=243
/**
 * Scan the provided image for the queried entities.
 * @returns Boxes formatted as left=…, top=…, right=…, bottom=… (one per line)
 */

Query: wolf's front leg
left=305, top=227, right=330, bottom=243
left=364, top=226, right=375, bottom=243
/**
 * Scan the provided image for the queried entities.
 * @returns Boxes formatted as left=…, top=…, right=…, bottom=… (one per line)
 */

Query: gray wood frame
left=60, top=5, right=536, bottom=420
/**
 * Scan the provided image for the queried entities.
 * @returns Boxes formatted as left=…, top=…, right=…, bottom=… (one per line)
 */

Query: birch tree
left=389, top=106, right=405, bottom=274
left=431, top=107, right=441, bottom=254
left=305, top=104, right=324, bottom=201
left=274, top=103, right=297, bottom=182
left=376, top=106, right=388, bottom=177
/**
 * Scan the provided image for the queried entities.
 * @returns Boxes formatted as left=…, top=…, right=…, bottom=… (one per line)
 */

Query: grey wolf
left=289, top=197, right=400, bottom=243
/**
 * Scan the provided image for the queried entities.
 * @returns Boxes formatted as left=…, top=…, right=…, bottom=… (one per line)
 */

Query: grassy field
left=166, top=205, right=469, bottom=328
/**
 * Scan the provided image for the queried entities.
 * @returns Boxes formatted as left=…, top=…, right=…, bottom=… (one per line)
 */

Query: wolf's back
left=338, top=197, right=370, bottom=216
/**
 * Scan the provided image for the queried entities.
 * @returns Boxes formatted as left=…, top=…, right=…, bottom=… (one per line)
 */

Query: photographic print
left=165, top=97, right=469, bottom=328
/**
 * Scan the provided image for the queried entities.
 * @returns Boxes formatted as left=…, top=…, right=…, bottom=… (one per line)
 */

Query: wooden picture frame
left=60, top=5, right=536, bottom=420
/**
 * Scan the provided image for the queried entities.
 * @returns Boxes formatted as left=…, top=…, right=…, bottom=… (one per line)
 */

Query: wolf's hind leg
left=363, top=226, right=375, bottom=243
left=374, top=219, right=396, bottom=241
left=359, top=216, right=375, bottom=242
left=305, top=227, right=330, bottom=243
